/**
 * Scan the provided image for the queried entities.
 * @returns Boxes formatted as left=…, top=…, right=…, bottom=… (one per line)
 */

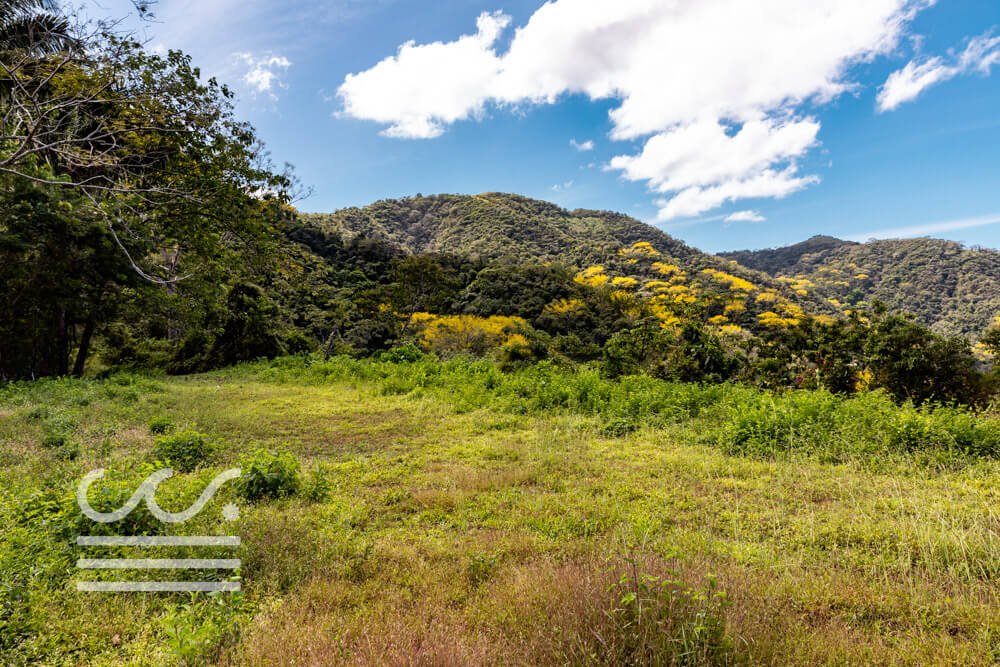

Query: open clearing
left=1, top=358, right=998, bottom=665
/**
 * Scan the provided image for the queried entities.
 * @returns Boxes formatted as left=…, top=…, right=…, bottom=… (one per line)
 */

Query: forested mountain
left=303, top=193, right=697, bottom=264
left=720, top=236, right=857, bottom=275
left=300, top=192, right=833, bottom=313
left=721, top=236, right=1000, bottom=337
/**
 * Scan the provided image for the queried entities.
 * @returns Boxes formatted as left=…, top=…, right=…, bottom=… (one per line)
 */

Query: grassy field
left=1, top=355, right=999, bottom=665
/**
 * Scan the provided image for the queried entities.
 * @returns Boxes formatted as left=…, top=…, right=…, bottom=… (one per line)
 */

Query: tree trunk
left=72, top=317, right=97, bottom=377
left=56, top=309, right=69, bottom=376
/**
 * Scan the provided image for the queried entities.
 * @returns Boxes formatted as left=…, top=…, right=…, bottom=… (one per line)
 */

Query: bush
left=148, top=416, right=175, bottom=435
left=601, top=417, right=638, bottom=438
left=152, top=431, right=213, bottom=472
left=237, top=449, right=301, bottom=501
left=378, top=344, right=425, bottom=363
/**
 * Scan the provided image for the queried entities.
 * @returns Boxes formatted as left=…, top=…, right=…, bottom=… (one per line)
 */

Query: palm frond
left=0, top=8, right=79, bottom=55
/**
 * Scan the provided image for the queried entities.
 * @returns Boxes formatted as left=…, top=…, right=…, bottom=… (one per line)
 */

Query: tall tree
left=0, top=5, right=292, bottom=378
left=0, top=0, right=77, bottom=55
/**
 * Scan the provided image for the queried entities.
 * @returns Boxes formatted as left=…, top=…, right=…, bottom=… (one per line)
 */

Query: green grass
left=1, top=356, right=998, bottom=665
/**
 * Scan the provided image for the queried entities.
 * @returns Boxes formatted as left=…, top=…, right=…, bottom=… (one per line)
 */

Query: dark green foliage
left=602, top=320, right=677, bottom=378
left=208, top=284, right=287, bottom=367
left=721, top=235, right=854, bottom=275
left=602, top=320, right=737, bottom=383
left=152, top=431, right=213, bottom=472
left=462, top=263, right=578, bottom=322
left=388, top=254, right=465, bottom=315
left=0, top=182, right=135, bottom=380
left=2, top=23, right=293, bottom=380
left=0, top=0, right=79, bottom=54
left=148, top=416, right=175, bottom=435
left=237, top=449, right=302, bottom=501
left=377, top=344, right=425, bottom=363
left=864, top=314, right=984, bottom=405
left=980, top=325, right=1000, bottom=357
left=601, top=417, right=638, bottom=438
left=663, top=322, right=739, bottom=383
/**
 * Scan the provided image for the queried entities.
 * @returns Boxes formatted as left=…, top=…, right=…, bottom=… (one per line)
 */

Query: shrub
left=378, top=344, right=425, bottom=363
left=237, top=449, right=301, bottom=501
left=148, top=416, right=175, bottom=435
left=601, top=417, right=638, bottom=438
left=153, top=431, right=213, bottom=472
left=73, top=465, right=167, bottom=537
left=41, top=430, right=72, bottom=450
left=24, top=405, right=50, bottom=420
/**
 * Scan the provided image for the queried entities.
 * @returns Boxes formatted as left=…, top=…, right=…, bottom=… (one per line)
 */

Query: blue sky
left=93, top=0, right=1000, bottom=252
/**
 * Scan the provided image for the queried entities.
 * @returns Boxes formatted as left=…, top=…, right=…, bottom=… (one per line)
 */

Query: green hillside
left=301, top=192, right=701, bottom=264
left=299, top=192, right=836, bottom=317
left=721, top=236, right=1000, bottom=338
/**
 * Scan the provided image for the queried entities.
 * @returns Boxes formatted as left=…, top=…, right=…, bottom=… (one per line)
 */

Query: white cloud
left=607, top=117, right=819, bottom=201
left=656, top=168, right=819, bottom=220
left=876, top=58, right=955, bottom=112
left=849, top=213, right=1000, bottom=241
left=570, top=138, right=594, bottom=151
left=551, top=180, right=574, bottom=192
left=877, top=30, right=1000, bottom=112
left=237, top=53, right=292, bottom=100
left=958, top=31, right=1000, bottom=74
left=338, top=0, right=932, bottom=216
left=725, top=210, right=766, bottom=223
left=338, top=11, right=509, bottom=138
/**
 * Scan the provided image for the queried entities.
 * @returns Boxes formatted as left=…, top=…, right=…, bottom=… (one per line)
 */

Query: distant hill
left=720, top=236, right=857, bottom=275
left=302, top=192, right=705, bottom=265
left=300, top=193, right=837, bottom=316
left=721, top=236, right=1000, bottom=338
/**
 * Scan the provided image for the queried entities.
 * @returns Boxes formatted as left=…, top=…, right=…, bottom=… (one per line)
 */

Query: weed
left=302, top=464, right=332, bottom=502
left=237, top=449, right=301, bottom=501
left=152, top=431, right=213, bottom=472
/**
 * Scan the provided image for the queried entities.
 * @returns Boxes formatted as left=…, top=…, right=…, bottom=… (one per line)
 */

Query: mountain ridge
left=721, top=235, right=1000, bottom=337
left=298, top=192, right=837, bottom=317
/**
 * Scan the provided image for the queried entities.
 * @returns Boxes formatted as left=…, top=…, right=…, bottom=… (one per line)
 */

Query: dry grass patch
left=229, top=553, right=735, bottom=666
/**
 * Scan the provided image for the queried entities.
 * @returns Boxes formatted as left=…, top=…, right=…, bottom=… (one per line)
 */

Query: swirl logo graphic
left=77, top=468, right=242, bottom=524
left=74, top=468, right=243, bottom=593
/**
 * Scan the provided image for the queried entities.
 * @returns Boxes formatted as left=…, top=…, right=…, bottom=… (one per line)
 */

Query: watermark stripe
left=77, top=558, right=240, bottom=569
left=75, top=581, right=241, bottom=592
left=77, top=536, right=240, bottom=547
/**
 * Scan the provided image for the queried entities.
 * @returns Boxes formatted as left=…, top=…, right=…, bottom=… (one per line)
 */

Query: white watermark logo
left=75, top=468, right=242, bottom=593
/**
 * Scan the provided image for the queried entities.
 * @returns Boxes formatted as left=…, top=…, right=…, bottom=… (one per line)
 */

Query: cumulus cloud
left=607, top=117, right=820, bottom=218
left=570, top=138, right=594, bottom=151
left=338, top=11, right=509, bottom=138
left=338, top=0, right=932, bottom=217
left=877, top=31, right=1000, bottom=112
left=656, top=168, right=819, bottom=220
left=725, top=210, right=766, bottom=223
left=237, top=52, right=292, bottom=100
